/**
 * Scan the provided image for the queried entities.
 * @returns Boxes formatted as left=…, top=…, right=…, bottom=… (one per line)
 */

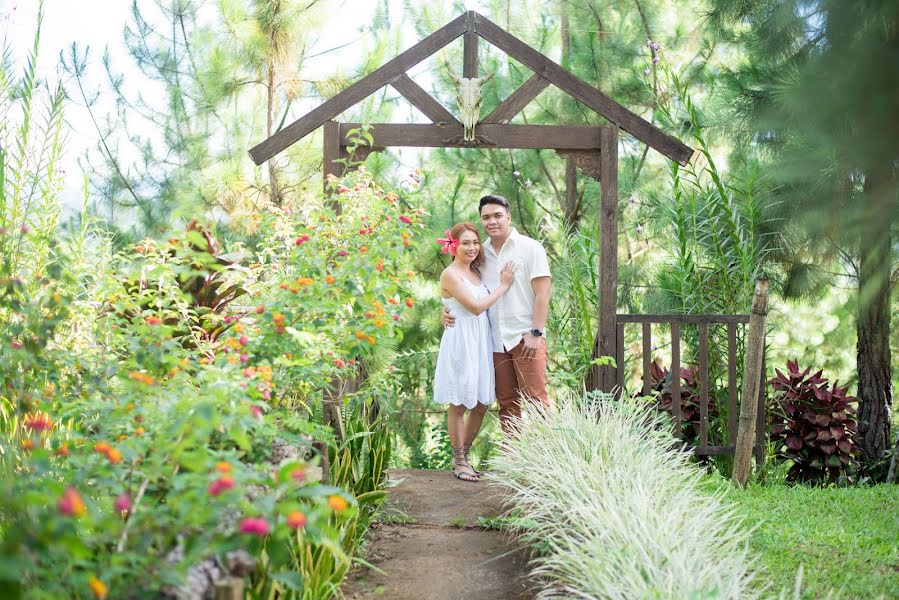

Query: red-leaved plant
left=769, top=359, right=860, bottom=483
left=647, top=362, right=718, bottom=444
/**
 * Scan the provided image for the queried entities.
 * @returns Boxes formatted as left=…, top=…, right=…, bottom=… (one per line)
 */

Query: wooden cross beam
left=337, top=122, right=604, bottom=150
left=249, top=11, right=693, bottom=166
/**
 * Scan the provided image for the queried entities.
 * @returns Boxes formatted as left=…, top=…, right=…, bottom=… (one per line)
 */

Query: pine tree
left=708, top=0, right=898, bottom=468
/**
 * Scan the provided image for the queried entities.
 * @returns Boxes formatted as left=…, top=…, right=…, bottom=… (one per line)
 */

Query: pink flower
left=208, top=475, right=235, bottom=496
left=115, top=493, right=132, bottom=514
left=295, top=234, right=310, bottom=246
left=335, top=358, right=346, bottom=368
left=11, top=341, right=23, bottom=350
left=58, top=487, right=87, bottom=517
left=262, top=389, right=271, bottom=400
left=239, top=517, right=270, bottom=536
left=338, top=250, right=348, bottom=257
left=224, top=315, right=233, bottom=324
left=291, top=468, right=306, bottom=483
left=239, top=354, right=249, bottom=363
left=337, top=185, right=350, bottom=194
left=250, top=405, right=263, bottom=419
left=393, top=314, right=400, bottom=321
left=238, top=336, right=249, bottom=346
left=399, top=215, right=412, bottom=225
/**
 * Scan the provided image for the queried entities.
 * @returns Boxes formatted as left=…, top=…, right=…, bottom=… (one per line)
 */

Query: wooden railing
left=615, top=314, right=766, bottom=461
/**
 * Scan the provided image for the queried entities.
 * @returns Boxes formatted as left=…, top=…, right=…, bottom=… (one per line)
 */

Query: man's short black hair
left=478, top=194, right=510, bottom=212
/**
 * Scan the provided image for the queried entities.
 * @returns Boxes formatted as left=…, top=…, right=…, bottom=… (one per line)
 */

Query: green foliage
left=490, top=392, right=759, bottom=598
left=722, top=480, right=899, bottom=598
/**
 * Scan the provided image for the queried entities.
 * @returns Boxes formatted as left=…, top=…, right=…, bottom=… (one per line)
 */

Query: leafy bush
left=645, top=361, right=722, bottom=445
left=489, top=392, right=759, bottom=599
left=769, top=359, right=860, bottom=483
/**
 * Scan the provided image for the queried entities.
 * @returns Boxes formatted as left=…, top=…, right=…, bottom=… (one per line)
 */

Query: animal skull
left=449, top=71, right=493, bottom=142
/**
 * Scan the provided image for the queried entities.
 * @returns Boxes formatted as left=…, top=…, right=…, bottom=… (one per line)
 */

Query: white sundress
left=433, top=277, right=496, bottom=409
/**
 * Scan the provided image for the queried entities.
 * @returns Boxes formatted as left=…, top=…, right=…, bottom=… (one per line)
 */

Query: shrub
left=645, top=361, right=721, bottom=444
left=489, top=392, right=759, bottom=599
left=769, top=359, right=860, bottom=483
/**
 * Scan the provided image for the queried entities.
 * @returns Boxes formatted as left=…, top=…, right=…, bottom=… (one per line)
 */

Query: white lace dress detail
left=433, top=278, right=496, bottom=409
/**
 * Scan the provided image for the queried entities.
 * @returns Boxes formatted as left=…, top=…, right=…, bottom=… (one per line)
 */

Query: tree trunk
left=267, top=61, right=282, bottom=207
left=856, top=166, right=893, bottom=466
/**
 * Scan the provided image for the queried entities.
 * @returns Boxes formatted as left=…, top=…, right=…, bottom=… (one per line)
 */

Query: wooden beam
left=598, top=125, right=618, bottom=392
left=338, top=122, right=604, bottom=150
left=617, top=314, right=750, bottom=324
left=389, top=74, right=460, bottom=126
left=463, top=12, right=478, bottom=78
left=472, top=13, right=693, bottom=165
left=322, top=121, right=341, bottom=198
left=481, top=73, right=550, bottom=124
left=249, top=13, right=468, bottom=164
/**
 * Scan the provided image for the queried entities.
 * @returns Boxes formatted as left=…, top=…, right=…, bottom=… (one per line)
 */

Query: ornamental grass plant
left=489, top=392, right=760, bottom=599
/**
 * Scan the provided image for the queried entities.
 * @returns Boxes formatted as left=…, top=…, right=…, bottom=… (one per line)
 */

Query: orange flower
left=106, top=448, right=123, bottom=464
left=367, top=335, right=376, bottom=345
left=144, top=316, right=162, bottom=326
left=328, top=494, right=348, bottom=513
left=364, top=311, right=374, bottom=318
left=405, top=298, right=414, bottom=308
left=359, top=246, right=368, bottom=253
left=215, top=462, right=232, bottom=473
left=134, top=427, right=145, bottom=436
left=87, top=576, right=108, bottom=599
left=94, top=442, right=112, bottom=455
left=287, top=510, right=307, bottom=529
left=128, top=371, right=156, bottom=386
left=375, top=261, right=384, bottom=272
left=388, top=297, right=399, bottom=305
left=279, top=282, right=289, bottom=290
left=21, top=438, right=35, bottom=451
left=56, top=443, right=70, bottom=457
left=273, top=313, right=285, bottom=325
left=373, top=319, right=384, bottom=329
left=325, top=275, right=335, bottom=284
left=296, top=277, right=314, bottom=288
left=355, top=330, right=366, bottom=340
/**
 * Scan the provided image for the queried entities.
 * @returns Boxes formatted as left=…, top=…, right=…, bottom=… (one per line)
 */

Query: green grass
left=723, top=482, right=899, bottom=598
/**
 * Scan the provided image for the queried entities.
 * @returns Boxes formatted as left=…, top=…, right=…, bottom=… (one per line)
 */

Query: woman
left=433, top=222, right=516, bottom=482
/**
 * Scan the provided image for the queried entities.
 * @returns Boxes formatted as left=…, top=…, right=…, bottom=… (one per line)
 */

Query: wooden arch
left=249, top=10, right=695, bottom=392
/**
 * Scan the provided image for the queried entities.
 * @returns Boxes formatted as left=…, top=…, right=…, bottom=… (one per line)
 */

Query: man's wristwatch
left=530, top=328, right=544, bottom=337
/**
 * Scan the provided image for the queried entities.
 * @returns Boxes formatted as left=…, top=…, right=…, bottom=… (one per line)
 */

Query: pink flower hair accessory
left=437, top=229, right=460, bottom=256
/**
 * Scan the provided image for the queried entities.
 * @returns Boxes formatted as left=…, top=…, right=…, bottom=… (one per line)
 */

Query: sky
left=1, top=0, right=491, bottom=216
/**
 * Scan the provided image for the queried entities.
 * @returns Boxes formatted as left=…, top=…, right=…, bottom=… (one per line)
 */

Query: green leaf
left=269, top=570, right=304, bottom=590
left=229, top=425, right=251, bottom=451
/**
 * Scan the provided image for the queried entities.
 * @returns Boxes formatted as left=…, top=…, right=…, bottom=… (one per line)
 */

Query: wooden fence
left=615, top=314, right=766, bottom=462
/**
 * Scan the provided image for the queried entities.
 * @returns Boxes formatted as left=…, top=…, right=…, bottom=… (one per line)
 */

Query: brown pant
left=494, top=338, right=549, bottom=434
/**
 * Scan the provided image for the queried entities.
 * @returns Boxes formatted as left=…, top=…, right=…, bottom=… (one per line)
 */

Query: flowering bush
left=769, top=359, right=860, bottom=483
left=0, top=168, right=421, bottom=598
left=245, top=168, right=423, bottom=408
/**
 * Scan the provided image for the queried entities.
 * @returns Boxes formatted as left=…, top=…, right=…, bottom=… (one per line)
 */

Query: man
left=445, top=194, right=551, bottom=433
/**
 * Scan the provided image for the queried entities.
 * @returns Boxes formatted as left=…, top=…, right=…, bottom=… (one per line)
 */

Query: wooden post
left=322, top=120, right=342, bottom=211
left=213, top=578, right=243, bottom=600
left=597, top=124, right=618, bottom=392
left=732, top=278, right=769, bottom=488
left=463, top=13, right=478, bottom=78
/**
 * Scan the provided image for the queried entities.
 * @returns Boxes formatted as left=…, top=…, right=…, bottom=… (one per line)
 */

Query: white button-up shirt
left=482, top=228, right=551, bottom=352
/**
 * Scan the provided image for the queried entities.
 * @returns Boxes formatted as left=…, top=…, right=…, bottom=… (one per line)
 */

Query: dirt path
left=342, top=468, right=534, bottom=600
